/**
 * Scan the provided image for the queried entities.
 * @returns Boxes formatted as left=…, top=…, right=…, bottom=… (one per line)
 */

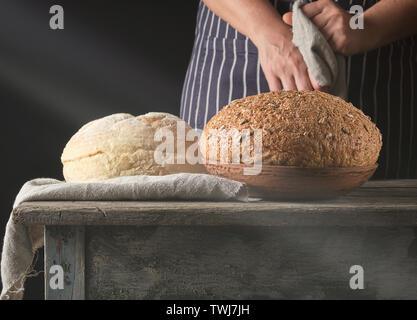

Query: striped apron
left=180, top=0, right=417, bottom=179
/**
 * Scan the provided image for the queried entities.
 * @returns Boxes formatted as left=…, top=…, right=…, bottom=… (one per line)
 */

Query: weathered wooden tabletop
left=13, top=180, right=417, bottom=227
left=12, top=179, right=417, bottom=299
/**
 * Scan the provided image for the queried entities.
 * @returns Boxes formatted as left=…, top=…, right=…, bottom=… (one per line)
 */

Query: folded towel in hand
left=292, top=0, right=347, bottom=99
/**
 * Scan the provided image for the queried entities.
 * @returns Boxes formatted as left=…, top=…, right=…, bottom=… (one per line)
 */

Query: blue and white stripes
left=180, top=0, right=417, bottom=179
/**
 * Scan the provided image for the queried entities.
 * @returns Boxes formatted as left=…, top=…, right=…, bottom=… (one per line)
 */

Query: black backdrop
left=0, top=0, right=199, bottom=299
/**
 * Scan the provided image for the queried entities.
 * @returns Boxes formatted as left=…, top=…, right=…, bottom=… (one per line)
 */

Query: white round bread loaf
left=61, top=112, right=206, bottom=182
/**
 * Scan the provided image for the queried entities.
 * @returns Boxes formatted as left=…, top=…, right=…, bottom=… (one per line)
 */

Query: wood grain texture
left=205, top=163, right=377, bottom=200
left=44, top=226, right=85, bottom=300
left=85, top=226, right=417, bottom=300
left=11, top=180, right=417, bottom=227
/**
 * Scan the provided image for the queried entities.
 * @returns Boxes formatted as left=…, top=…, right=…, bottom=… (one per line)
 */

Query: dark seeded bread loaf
left=200, top=90, right=382, bottom=167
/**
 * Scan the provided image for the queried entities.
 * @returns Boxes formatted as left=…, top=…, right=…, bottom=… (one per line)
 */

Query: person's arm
left=364, top=0, right=417, bottom=49
left=283, top=0, right=417, bottom=56
left=202, top=0, right=322, bottom=91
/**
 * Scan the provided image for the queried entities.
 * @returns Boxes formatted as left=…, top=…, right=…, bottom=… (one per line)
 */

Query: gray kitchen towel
left=1, top=173, right=248, bottom=300
left=292, top=0, right=347, bottom=99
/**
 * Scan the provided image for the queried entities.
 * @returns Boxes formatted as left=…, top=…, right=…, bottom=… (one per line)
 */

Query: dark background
left=0, top=0, right=199, bottom=299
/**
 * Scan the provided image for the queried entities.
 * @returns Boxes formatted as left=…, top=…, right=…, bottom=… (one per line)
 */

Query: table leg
left=44, top=226, right=85, bottom=300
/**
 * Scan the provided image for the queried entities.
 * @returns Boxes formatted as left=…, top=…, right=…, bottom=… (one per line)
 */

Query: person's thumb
left=282, top=12, right=293, bottom=26
left=308, top=71, right=328, bottom=92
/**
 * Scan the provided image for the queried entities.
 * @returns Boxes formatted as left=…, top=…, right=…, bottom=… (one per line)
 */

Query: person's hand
left=283, top=0, right=369, bottom=56
left=253, top=25, right=323, bottom=91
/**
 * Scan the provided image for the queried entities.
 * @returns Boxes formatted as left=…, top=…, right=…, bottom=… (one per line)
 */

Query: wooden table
left=13, top=180, right=417, bottom=300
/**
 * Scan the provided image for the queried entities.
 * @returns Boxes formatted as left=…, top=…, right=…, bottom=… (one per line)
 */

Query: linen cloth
left=292, top=0, right=348, bottom=99
left=1, top=173, right=248, bottom=299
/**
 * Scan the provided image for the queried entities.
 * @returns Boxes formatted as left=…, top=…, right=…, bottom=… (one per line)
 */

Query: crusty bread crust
left=61, top=112, right=205, bottom=182
left=200, top=90, right=382, bottom=168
